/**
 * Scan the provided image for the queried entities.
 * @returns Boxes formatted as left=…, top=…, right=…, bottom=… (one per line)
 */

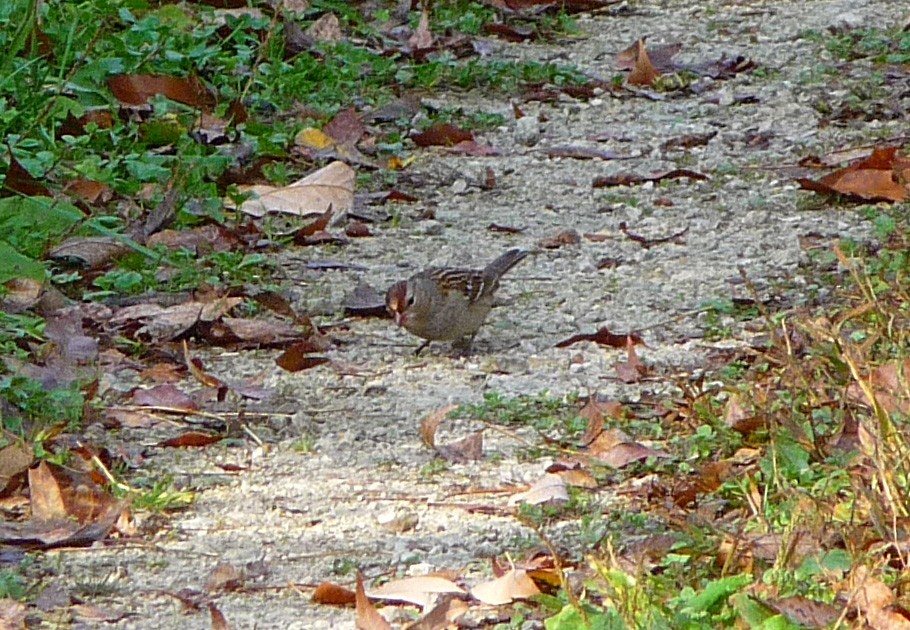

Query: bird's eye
left=407, top=295, right=415, bottom=306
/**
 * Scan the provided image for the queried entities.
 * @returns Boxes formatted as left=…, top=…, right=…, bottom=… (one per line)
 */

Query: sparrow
left=386, top=248, right=529, bottom=355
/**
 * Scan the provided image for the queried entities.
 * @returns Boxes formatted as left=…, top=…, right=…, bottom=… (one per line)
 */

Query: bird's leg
left=414, top=339, right=432, bottom=356
left=451, top=333, right=477, bottom=356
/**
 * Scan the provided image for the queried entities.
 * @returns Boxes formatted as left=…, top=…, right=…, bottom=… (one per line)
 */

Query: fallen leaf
left=312, top=581, right=356, bottom=606
left=544, top=146, right=624, bottom=160
left=209, top=603, right=233, bottom=630
left=436, top=431, right=484, bottom=463
left=108, top=74, right=212, bottom=108
left=410, top=596, right=469, bottom=629
left=614, top=339, right=647, bottom=383
left=238, top=161, right=355, bottom=217
left=624, top=39, right=659, bottom=86
left=206, top=562, right=244, bottom=593
left=419, top=405, right=458, bottom=448
left=158, top=432, right=222, bottom=448
left=307, top=12, right=343, bottom=42
left=586, top=428, right=669, bottom=467
left=356, top=572, right=392, bottom=630
left=846, top=359, right=910, bottom=415
left=408, top=10, right=434, bottom=50
left=411, top=124, right=474, bottom=147
left=797, top=146, right=910, bottom=203
left=367, top=576, right=465, bottom=608
left=593, top=169, right=708, bottom=187
left=538, top=229, right=580, bottom=249
left=509, top=474, right=569, bottom=505
left=275, top=343, right=330, bottom=372
left=0, top=443, right=33, bottom=497
left=556, top=327, right=644, bottom=349
left=1, top=151, right=50, bottom=197
left=132, top=384, right=198, bottom=410
left=470, top=568, right=541, bottom=606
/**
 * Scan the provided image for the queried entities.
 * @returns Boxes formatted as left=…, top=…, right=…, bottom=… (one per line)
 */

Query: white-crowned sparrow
left=386, top=248, right=529, bottom=354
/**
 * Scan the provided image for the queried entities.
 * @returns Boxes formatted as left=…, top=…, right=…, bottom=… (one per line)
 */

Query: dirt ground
left=42, top=0, right=910, bottom=627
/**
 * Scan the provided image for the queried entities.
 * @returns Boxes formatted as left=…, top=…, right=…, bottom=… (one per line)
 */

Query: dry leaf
left=367, top=576, right=465, bottom=608
left=238, top=161, right=355, bottom=217
left=419, top=405, right=458, bottom=448
left=509, top=474, right=569, bottom=505
left=312, top=581, right=356, bottom=606
left=797, top=146, right=910, bottom=203
left=408, top=10, right=434, bottom=49
left=356, top=572, right=392, bottom=630
left=470, top=568, right=541, bottom=606
left=586, top=428, right=669, bottom=468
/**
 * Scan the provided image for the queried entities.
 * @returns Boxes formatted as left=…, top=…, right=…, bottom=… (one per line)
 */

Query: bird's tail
left=484, top=248, right=529, bottom=280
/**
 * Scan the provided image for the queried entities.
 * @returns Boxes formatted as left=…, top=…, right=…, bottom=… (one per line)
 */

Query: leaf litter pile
left=3, top=0, right=910, bottom=627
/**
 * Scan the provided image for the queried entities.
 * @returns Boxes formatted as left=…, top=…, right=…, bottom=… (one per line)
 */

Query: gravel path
left=47, top=1, right=908, bottom=627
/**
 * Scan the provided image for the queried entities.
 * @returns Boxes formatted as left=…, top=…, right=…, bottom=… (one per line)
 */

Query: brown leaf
left=0, top=443, right=33, bottom=498
left=586, top=428, right=669, bottom=467
left=209, top=603, right=233, bottom=630
left=847, top=359, right=910, bottom=415
left=344, top=221, right=372, bottom=238
left=0, top=499, right=123, bottom=549
left=765, top=596, right=839, bottom=629
left=367, top=576, right=465, bottom=608
left=2, top=151, right=50, bottom=197
left=312, top=581, right=356, bottom=606
left=110, top=297, right=244, bottom=341
left=446, top=140, right=498, bottom=156
left=275, top=342, right=330, bottom=372
left=158, top=432, right=222, bottom=448
left=146, top=225, right=242, bottom=254
left=28, top=462, right=67, bottom=521
left=538, top=228, right=580, bottom=249
left=488, top=223, right=524, bottom=233
left=543, top=146, right=624, bottom=160
left=411, top=124, right=474, bottom=147
left=850, top=566, right=910, bottom=630
left=484, top=22, right=536, bottom=42
left=206, top=562, right=244, bottom=593
left=578, top=399, right=618, bottom=445
left=238, top=161, right=355, bottom=217
left=672, top=460, right=733, bottom=508
left=419, top=405, right=458, bottom=448
left=470, top=568, right=541, bottom=606
left=593, top=169, right=708, bottom=187
left=306, top=12, right=343, bottom=43
left=108, top=74, right=213, bottom=108
left=625, top=39, right=659, bottom=86
left=48, top=236, right=130, bottom=268
left=356, top=572, right=392, bottom=630
left=324, top=108, right=365, bottom=147
left=509, top=474, right=569, bottom=506
left=132, top=384, right=198, bottom=410
left=0, top=598, right=27, bottom=629
left=436, top=431, right=484, bottom=463
left=797, top=146, right=910, bottom=203
left=556, top=326, right=644, bottom=349
left=408, top=10, right=434, bottom=50
left=63, top=179, right=111, bottom=204
left=614, top=339, right=647, bottom=383
left=410, top=596, right=469, bottom=629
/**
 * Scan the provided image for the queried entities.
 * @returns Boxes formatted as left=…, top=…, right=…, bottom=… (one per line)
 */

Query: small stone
left=514, top=116, right=541, bottom=146
left=421, top=220, right=444, bottom=236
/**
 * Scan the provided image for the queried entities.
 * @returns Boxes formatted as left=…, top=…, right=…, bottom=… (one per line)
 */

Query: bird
left=386, top=248, right=529, bottom=355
